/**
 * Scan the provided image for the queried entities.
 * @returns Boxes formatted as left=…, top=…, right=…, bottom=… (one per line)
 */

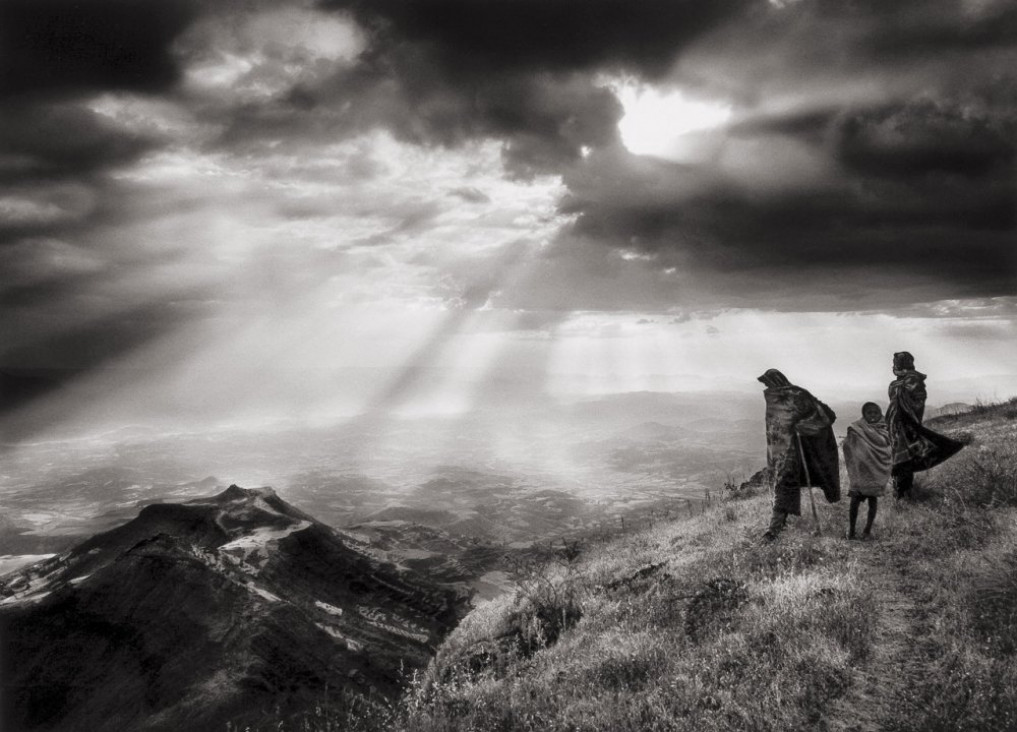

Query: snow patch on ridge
left=219, top=520, right=311, bottom=570
left=249, top=584, right=281, bottom=602
left=314, top=622, right=363, bottom=651
left=315, top=600, right=343, bottom=616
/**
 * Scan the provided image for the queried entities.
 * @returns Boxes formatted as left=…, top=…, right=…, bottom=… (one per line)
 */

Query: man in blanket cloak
left=886, top=351, right=964, bottom=498
left=759, top=369, right=841, bottom=541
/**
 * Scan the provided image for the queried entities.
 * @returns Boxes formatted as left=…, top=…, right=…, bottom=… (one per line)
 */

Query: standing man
left=886, top=351, right=964, bottom=498
left=758, top=369, right=841, bottom=541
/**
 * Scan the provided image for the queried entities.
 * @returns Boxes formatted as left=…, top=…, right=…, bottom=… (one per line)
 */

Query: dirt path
left=825, top=538, right=932, bottom=732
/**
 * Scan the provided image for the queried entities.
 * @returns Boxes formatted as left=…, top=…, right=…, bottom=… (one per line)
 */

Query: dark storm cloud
left=0, top=104, right=154, bottom=184
left=302, top=0, right=752, bottom=174
left=241, top=51, right=626, bottom=177
left=0, top=0, right=202, bottom=183
left=835, top=102, right=1015, bottom=181
left=530, top=0, right=1017, bottom=308
left=0, top=0, right=213, bottom=425
left=0, top=0, right=199, bottom=98
left=564, top=123, right=1015, bottom=305
left=0, top=0, right=205, bottom=246
left=849, top=0, right=1017, bottom=58
left=294, top=0, right=1015, bottom=306
left=325, top=0, right=752, bottom=77
left=573, top=100, right=1016, bottom=246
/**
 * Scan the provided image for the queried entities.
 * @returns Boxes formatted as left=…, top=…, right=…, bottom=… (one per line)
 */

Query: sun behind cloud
left=609, top=78, right=733, bottom=161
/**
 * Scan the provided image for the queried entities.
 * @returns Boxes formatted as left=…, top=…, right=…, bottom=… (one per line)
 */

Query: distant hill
left=618, top=421, right=693, bottom=442
left=365, top=506, right=460, bottom=526
left=0, top=485, right=468, bottom=732
left=342, top=519, right=504, bottom=591
left=925, top=402, right=973, bottom=419
left=562, top=391, right=759, bottom=428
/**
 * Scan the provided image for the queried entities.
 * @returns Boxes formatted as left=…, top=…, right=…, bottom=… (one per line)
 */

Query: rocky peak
left=0, top=484, right=468, bottom=732
left=217, top=483, right=277, bottom=502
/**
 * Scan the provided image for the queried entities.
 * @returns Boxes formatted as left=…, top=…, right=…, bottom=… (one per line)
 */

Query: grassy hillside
left=267, top=399, right=1017, bottom=732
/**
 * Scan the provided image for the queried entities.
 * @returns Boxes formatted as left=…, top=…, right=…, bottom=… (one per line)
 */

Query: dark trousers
left=893, top=469, right=914, bottom=498
left=848, top=495, right=878, bottom=537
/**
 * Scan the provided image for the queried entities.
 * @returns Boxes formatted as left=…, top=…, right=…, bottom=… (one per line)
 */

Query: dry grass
left=284, top=401, right=1017, bottom=732
left=867, top=407, right=1017, bottom=732
left=374, top=493, right=881, bottom=732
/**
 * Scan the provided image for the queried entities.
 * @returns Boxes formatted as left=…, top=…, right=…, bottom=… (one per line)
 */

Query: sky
left=1, top=0, right=1016, bottom=440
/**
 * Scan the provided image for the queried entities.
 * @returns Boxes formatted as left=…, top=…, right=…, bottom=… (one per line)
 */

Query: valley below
left=1, top=393, right=765, bottom=598
left=0, top=391, right=786, bottom=731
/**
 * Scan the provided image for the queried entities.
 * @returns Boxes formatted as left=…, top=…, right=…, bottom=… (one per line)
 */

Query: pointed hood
left=757, top=369, right=792, bottom=389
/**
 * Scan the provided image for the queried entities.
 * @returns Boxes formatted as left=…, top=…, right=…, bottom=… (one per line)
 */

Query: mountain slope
left=379, top=399, right=1017, bottom=732
left=0, top=485, right=468, bottom=732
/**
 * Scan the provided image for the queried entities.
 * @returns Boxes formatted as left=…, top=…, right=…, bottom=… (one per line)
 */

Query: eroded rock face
left=0, top=485, right=468, bottom=732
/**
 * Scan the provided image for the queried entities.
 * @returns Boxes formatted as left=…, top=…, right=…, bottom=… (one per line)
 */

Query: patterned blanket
left=887, top=370, right=964, bottom=474
left=763, top=384, right=841, bottom=514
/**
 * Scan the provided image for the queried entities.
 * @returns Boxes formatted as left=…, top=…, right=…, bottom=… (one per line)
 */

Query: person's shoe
left=847, top=531, right=859, bottom=541
left=761, top=530, right=778, bottom=543
left=860, top=529, right=872, bottom=540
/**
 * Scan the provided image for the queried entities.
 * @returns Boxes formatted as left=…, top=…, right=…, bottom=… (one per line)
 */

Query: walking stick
left=797, top=432, right=822, bottom=536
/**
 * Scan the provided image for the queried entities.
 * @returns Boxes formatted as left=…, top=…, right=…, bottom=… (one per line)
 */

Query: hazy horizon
left=2, top=4, right=1016, bottom=730
left=3, top=0, right=1015, bottom=445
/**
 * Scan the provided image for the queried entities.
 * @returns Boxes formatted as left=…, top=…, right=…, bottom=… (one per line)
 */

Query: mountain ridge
left=0, top=484, right=468, bottom=732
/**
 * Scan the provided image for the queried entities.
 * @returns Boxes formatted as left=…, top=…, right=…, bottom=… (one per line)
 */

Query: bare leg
left=848, top=495, right=862, bottom=539
left=861, top=497, right=877, bottom=538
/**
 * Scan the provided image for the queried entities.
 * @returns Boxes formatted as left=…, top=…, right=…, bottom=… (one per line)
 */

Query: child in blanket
left=843, top=402, right=892, bottom=540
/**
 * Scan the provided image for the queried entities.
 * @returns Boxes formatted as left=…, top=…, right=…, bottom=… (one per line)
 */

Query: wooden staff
left=797, top=432, right=822, bottom=536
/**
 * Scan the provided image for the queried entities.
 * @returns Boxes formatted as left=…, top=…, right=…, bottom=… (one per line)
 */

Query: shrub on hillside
left=506, top=539, right=586, bottom=656
left=421, top=539, right=589, bottom=689
left=725, top=468, right=768, bottom=500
